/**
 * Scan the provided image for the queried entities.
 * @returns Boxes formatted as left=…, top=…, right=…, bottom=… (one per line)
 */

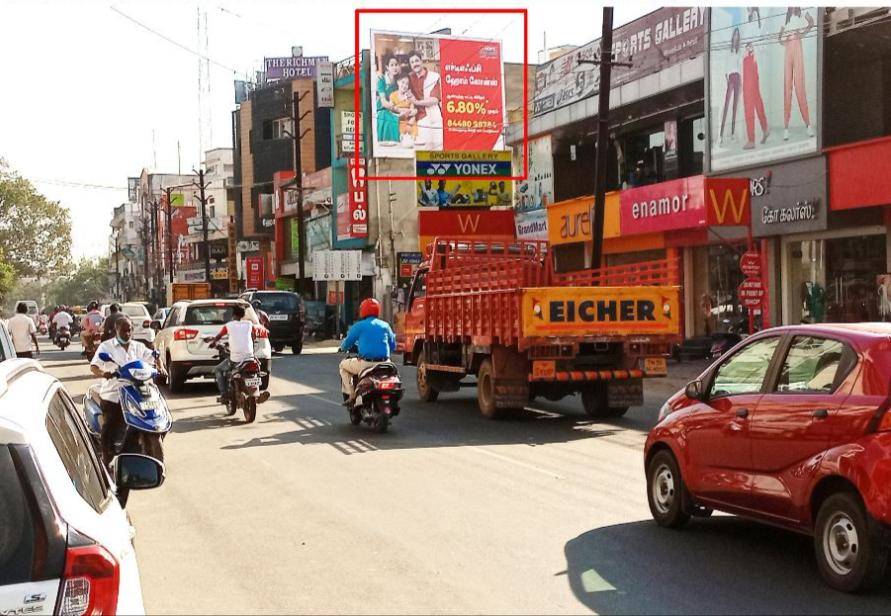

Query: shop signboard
left=245, top=256, right=264, bottom=289
left=312, top=250, right=362, bottom=281
left=532, top=7, right=706, bottom=117
left=339, top=111, right=364, bottom=156
left=416, top=151, right=512, bottom=207
left=211, top=267, right=228, bottom=281
left=619, top=176, right=750, bottom=236
left=740, top=251, right=761, bottom=277
left=265, top=55, right=329, bottom=80
left=395, top=251, right=423, bottom=305
left=515, top=208, right=549, bottom=241
left=548, top=193, right=621, bottom=246
left=370, top=30, right=505, bottom=158
left=417, top=209, right=515, bottom=251
left=290, top=218, right=300, bottom=256
left=738, top=277, right=766, bottom=308
left=336, top=158, right=368, bottom=242
left=708, top=7, right=820, bottom=172
left=316, top=61, right=334, bottom=107
left=513, top=136, right=554, bottom=212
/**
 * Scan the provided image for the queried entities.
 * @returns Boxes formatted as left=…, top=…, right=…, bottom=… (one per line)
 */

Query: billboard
left=415, top=151, right=512, bottom=207
left=336, top=158, right=368, bottom=242
left=417, top=209, right=515, bottom=250
left=532, top=7, right=706, bottom=117
left=513, top=136, right=554, bottom=212
left=265, top=55, right=329, bottom=80
left=370, top=30, right=505, bottom=159
left=708, top=7, right=819, bottom=171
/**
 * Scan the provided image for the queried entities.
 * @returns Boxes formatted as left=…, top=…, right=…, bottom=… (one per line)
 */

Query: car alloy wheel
left=823, top=512, right=860, bottom=576
left=651, top=463, right=676, bottom=516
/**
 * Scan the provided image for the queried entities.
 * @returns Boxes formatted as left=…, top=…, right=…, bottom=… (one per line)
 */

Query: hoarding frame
left=355, top=7, right=529, bottom=181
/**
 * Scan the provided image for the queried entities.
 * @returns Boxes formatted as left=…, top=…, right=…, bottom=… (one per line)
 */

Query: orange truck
left=167, top=282, right=211, bottom=305
left=397, top=238, right=683, bottom=418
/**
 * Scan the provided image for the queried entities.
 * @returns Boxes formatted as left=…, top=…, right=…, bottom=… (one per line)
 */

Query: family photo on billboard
left=709, top=7, right=819, bottom=171
left=370, top=30, right=505, bottom=159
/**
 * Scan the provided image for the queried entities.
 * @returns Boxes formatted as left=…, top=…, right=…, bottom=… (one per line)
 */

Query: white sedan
left=153, top=299, right=271, bottom=393
left=0, top=359, right=146, bottom=615
left=103, top=303, right=155, bottom=347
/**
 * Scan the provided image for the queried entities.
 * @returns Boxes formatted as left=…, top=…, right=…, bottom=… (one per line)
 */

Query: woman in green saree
left=376, top=53, right=401, bottom=143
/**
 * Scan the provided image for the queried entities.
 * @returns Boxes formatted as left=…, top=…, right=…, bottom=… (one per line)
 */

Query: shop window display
left=705, top=243, right=748, bottom=335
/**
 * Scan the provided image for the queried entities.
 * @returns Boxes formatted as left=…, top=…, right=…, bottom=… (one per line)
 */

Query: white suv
left=154, top=299, right=271, bottom=393
left=0, top=359, right=146, bottom=615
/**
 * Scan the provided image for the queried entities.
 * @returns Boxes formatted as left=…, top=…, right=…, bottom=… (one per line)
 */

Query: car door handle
left=812, top=408, right=829, bottom=419
left=736, top=408, right=749, bottom=419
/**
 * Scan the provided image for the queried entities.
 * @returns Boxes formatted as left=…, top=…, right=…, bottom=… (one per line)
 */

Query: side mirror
left=115, top=453, right=165, bottom=490
left=97, top=352, right=113, bottom=363
left=150, top=320, right=161, bottom=332
left=685, top=379, right=705, bottom=401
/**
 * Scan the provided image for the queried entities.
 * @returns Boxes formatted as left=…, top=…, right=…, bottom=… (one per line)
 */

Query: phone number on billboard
left=447, top=119, right=499, bottom=130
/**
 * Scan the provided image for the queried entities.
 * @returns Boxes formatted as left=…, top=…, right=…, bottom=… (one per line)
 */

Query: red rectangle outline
left=355, top=7, right=528, bottom=182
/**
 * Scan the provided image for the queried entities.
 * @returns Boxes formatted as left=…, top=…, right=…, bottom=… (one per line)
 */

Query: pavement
left=38, top=340, right=891, bottom=615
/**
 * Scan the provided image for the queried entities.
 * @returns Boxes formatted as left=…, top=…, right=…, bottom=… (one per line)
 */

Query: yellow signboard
left=546, top=192, right=620, bottom=246
left=521, top=286, right=681, bottom=337
left=416, top=150, right=512, bottom=208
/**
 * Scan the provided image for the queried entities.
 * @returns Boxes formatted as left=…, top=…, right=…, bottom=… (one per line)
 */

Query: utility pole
left=164, top=187, right=175, bottom=283
left=114, top=233, right=121, bottom=298
left=289, top=89, right=312, bottom=296
left=197, top=169, right=211, bottom=285
left=151, top=199, right=162, bottom=300
left=579, top=8, right=630, bottom=274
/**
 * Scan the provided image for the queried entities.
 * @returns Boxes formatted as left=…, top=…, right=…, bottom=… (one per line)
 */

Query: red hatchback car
left=645, top=324, right=891, bottom=592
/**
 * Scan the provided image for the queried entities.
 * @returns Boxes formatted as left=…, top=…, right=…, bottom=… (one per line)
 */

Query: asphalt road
left=40, top=340, right=891, bottom=615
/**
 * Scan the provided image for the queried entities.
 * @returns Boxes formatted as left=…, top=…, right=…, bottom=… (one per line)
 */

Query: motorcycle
left=709, top=317, right=745, bottom=361
left=342, top=352, right=404, bottom=434
left=208, top=338, right=267, bottom=423
left=54, top=325, right=71, bottom=350
left=37, top=315, right=48, bottom=336
left=84, top=331, right=101, bottom=361
left=82, top=352, right=171, bottom=507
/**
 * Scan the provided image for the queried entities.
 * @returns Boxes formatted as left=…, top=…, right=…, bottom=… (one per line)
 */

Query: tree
left=0, top=159, right=72, bottom=278
left=0, top=255, right=14, bottom=307
left=46, top=257, right=111, bottom=308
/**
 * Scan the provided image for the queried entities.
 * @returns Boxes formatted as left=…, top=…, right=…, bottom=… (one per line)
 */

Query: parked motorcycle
left=342, top=352, right=404, bottom=433
left=708, top=317, right=745, bottom=361
left=82, top=352, right=171, bottom=507
left=208, top=338, right=267, bottom=423
left=54, top=325, right=71, bottom=350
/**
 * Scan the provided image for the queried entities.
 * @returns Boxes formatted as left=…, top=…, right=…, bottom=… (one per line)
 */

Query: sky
left=0, top=0, right=652, bottom=260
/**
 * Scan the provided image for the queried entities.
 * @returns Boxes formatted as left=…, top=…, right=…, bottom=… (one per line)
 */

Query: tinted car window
left=776, top=336, right=852, bottom=393
left=255, top=293, right=299, bottom=312
left=184, top=304, right=257, bottom=325
left=0, top=446, right=38, bottom=584
left=710, top=337, right=780, bottom=398
left=46, top=393, right=107, bottom=512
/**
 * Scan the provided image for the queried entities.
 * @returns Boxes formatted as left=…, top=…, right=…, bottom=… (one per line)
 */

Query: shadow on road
left=563, top=518, right=891, bottom=615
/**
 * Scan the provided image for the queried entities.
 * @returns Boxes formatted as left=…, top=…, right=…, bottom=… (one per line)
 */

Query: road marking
left=472, top=447, right=564, bottom=480
left=580, top=568, right=616, bottom=593
left=305, top=393, right=344, bottom=408
left=523, top=406, right=564, bottom=419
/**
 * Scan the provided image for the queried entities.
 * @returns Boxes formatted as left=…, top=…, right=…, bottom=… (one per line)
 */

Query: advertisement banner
left=415, top=151, right=512, bottom=207
left=335, top=194, right=349, bottom=242
left=547, top=193, right=621, bottom=246
left=397, top=252, right=423, bottom=285
left=290, top=218, right=300, bottom=257
left=514, top=136, right=554, bottom=212
left=245, top=256, right=264, bottom=289
left=532, top=7, right=706, bottom=117
left=339, top=111, right=364, bottom=156
left=316, top=61, right=334, bottom=107
left=265, top=55, right=329, bottom=80
left=370, top=30, right=505, bottom=159
left=521, top=287, right=681, bottom=337
left=347, top=157, right=368, bottom=239
left=514, top=209, right=548, bottom=241
left=708, top=7, right=820, bottom=171
left=417, top=209, right=515, bottom=250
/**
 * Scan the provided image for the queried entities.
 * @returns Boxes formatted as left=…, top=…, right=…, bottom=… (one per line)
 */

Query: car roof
left=0, top=360, right=54, bottom=445
left=762, top=323, right=891, bottom=343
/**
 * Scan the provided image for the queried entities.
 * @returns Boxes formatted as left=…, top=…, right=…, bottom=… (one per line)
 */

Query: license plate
left=139, top=400, right=155, bottom=411
left=532, top=360, right=556, bottom=380
left=268, top=314, right=288, bottom=321
left=644, top=357, right=667, bottom=375
left=244, top=377, right=262, bottom=387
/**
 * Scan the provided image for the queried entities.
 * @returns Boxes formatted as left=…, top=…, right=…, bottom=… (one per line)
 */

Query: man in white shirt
left=408, top=50, right=443, bottom=151
left=90, top=316, right=160, bottom=465
left=8, top=302, right=39, bottom=359
left=205, top=304, right=269, bottom=405
left=51, top=308, right=74, bottom=346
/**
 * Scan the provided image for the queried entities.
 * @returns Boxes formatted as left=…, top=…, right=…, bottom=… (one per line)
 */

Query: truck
left=167, top=282, right=211, bottom=305
left=397, top=238, right=683, bottom=419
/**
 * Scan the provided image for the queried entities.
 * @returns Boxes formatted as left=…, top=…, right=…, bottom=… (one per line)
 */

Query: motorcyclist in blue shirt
left=339, top=298, right=396, bottom=404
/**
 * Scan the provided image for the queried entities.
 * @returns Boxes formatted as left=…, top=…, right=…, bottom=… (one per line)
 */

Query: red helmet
left=359, top=298, right=381, bottom=319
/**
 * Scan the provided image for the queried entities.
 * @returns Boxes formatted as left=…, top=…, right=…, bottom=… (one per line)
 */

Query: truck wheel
left=477, top=359, right=502, bottom=419
left=416, top=360, right=439, bottom=402
left=581, top=386, right=609, bottom=418
left=168, top=360, right=186, bottom=394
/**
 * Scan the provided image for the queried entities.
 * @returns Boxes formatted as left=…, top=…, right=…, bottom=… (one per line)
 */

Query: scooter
left=342, top=352, right=404, bottom=434
left=82, top=352, right=172, bottom=507
left=84, top=331, right=101, bottom=361
left=54, top=325, right=71, bottom=350
left=208, top=338, right=268, bottom=423
left=37, top=315, right=48, bottom=336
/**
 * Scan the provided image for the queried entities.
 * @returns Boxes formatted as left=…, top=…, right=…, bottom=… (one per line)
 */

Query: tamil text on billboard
left=370, top=30, right=505, bottom=159
left=708, top=7, right=819, bottom=171
left=513, top=135, right=554, bottom=212
left=336, top=158, right=368, bottom=242
left=416, top=151, right=512, bottom=207
left=533, top=7, right=706, bottom=117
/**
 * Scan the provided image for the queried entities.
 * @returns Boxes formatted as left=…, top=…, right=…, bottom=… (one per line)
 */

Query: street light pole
left=164, top=187, right=175, bottom=284
left=197, top=169, right=211, bottom=286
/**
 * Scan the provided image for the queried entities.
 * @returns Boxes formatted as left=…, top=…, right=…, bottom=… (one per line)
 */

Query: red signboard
left=828, top=136, right=891, bottom=210
left=738, top=277, right=765, bottom=308
left=418, top=210, right=516, bottom=237
left=620, top=176, right=750, bottom=236
left=740, top=251, right=761, bottom=277
left=245, top=256, right=264, bottom=290
left=337, top=157, right=368, bottom=242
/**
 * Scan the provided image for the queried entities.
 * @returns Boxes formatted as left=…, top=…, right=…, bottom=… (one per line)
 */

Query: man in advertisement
left=408, top=49, right=443, bottom=151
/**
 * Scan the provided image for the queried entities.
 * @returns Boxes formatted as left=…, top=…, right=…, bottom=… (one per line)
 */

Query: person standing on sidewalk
left=8, top=302, right=39, bottom=359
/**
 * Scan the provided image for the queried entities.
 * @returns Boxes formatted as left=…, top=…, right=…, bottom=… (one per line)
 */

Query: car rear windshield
left=0, top=446, right=42, bottom=584
left=256, top=293, right=300, bottom=312
left=123, top=305, right=149, bottom=317
left=185, top=304, right=255, bottom=325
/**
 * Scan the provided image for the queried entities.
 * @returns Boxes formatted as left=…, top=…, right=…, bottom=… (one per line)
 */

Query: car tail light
left=58, top=530, right=119, bottom=616
left=142, top=320, right=151, bottom=328
left=174, top=328, right=199, bottom=341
